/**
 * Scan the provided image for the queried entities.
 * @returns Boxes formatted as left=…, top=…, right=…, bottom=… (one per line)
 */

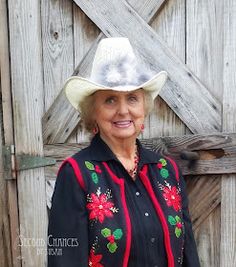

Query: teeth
left=114, top=120, right=131, bottom=125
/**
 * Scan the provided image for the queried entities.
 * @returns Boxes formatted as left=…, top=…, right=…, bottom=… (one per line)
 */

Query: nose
left=117, top=100, right=129, bottom=115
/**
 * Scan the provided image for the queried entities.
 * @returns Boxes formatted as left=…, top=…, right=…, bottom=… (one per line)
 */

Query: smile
left=113, top=120, right=133, bottom=128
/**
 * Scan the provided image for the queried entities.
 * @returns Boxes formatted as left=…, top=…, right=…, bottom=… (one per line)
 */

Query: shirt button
left=150, top=237, right=156, bottom=243
left=135, top=191, right=140, bottom=196
left=144, top=212, right=149, bottom=217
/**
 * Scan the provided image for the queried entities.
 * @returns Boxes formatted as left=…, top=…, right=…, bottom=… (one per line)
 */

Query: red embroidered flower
left=163, top=186, right=181, bottom=211
left=87, top=193, right=114, bottom=223
left=157, top=162, right=163, bottom=169
left=88, top=250, right=103, bottom=267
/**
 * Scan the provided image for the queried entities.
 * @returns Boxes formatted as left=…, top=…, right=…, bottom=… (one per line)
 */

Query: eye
left=128, top=95, right=138, bottom=103
left=105, top=96, right=116, bottom=104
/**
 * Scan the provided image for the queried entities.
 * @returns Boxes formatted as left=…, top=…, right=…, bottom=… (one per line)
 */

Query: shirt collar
left=88, top=134, right=160, bottom=165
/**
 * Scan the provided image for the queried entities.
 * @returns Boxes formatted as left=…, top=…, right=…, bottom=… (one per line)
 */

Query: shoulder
left=141, top=145, right=180, bottom=182
left=58, top=146, right=94, bottom=190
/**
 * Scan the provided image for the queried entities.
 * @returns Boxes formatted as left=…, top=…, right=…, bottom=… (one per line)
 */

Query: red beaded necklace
left=128, top=144, right=139, bottom=179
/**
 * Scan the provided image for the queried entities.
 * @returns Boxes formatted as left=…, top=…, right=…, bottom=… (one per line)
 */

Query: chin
left=112, top=130, right=137, bottom=140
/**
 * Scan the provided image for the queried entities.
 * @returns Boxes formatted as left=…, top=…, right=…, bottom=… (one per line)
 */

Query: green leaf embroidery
left=107, top=242, right=118, bottom=253
left=101, top=228, right=111, bottom=238
left=168, top=215, right=177, bottom=226
left=113, top=229, right=123, bottom=240
left=91, top=172, right=99, bottom=184
left=160, top=168, right=169, bottom=178
left=175, top=215, right=181, bottom=222
left=85, top=161, right=95, bottom=170
left=175, top=227, right=182, bottom=238
left=159, top=158, right=167, bottom=166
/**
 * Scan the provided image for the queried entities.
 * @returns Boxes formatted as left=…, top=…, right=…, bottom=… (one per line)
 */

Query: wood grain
left=186, top=1, right=224, bottom=265
left=8, top=0, right=48, bottom=265
left=73, top=0, right=221, bottom=133
left=221, top=0, right=236, bottom=265
left=194, top=206, right=221, bottom=267
left=0, top=0, right=20, bottom=265
left=0, top=87, right=12, bottom=266
left=43, top=133, right=236, bottom=175
left=144, top=0, right=187, bottom=139
left=73, top=3, right=100, bottom=143
left=41, top=0, right=74, bottom=110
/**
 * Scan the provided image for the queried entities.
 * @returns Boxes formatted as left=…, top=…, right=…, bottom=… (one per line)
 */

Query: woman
left=47, top=37, right=200, bottom=267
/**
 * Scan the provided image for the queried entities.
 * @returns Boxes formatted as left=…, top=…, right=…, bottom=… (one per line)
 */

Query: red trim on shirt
left=165, top=156, right=179, bottom=182
left=62, top=158, right=86, bottom=191
left=102, top=162, right=132, bottom=267
left=139, top=165, right=175, bottom=267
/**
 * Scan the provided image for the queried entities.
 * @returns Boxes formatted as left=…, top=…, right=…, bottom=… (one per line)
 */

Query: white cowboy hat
left=64, top=37, right=167, bottom=110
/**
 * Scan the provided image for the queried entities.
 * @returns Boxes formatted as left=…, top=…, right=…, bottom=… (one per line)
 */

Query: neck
left=99, top=133, right=137, bottom=160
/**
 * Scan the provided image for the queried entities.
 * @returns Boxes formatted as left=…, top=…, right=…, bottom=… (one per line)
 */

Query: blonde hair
left=79, top=90, right=154, bottom=133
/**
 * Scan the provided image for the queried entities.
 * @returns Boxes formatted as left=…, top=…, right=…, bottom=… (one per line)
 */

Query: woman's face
left=94, top=89, right=145, bottom=142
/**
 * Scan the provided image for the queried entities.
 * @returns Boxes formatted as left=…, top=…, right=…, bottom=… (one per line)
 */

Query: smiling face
left=93, top=89, right=145, bottom=143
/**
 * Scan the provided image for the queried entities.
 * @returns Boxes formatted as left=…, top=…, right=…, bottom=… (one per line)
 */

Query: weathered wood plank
left=221, top=0, right=236, bottom=265
left=144, top=0, right=187, bottom=138
left=194, top=206, right=221, bottom=267
left=0, top=94, right=12, bottom=267
left=41, top=0, right=171, bottom=144
left=43, top=133, right=236, bottom=175
left=41, top=0, right=77, bottom=145
left=73, top=0, right=221, bottom=133
left=186, top=176, right=221, bottom=231
left=8, top=0, right=47, bottom=266
left=0, top=0, right=20, bottom=265
left=73, top=2, right=100, bottom=142
left=41, top=0, right=74, bottom=110
left=186, top=1, right=224, bottom=265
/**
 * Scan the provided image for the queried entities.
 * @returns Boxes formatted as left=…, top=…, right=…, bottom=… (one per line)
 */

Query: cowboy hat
left=64, top=37, right=167, bottom=110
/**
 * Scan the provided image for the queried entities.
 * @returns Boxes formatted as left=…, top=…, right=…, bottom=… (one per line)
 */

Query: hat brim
left=64, top=70, right=168, bottom=110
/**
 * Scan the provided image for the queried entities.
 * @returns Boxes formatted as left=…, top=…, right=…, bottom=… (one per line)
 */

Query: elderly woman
left=47, top=37, right=200, bottom=267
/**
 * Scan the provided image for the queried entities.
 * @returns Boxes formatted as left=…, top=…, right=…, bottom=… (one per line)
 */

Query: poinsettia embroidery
left=88, top=249, right=104, bottom=267
left=162, top=185, right=181, bottom=212
left=87, top=188, right=119, bottom=223
left=168, top=215, right=183, bottom=238
left=101, top=228, right=123, bottom=253
left=157, top=158, right=169, bottom=179
left=85, top=161, right=102, bottom=184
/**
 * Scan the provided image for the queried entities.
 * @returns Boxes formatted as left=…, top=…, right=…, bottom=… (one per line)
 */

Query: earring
left=141, top=124, right=144, bottom=132
left=93, top=126, right=99, bottom=135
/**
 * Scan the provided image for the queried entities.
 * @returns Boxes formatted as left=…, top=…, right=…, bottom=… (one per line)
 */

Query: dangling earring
left=93, top=126, right=99, bottom=135
left=141, top=124, right=144, bottom=132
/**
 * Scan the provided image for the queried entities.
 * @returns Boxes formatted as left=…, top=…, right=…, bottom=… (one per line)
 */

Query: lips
left=113, top=120, right=132, bottom=128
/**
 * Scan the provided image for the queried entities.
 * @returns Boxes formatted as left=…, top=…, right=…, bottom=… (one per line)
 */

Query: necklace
left=128, top=144, right=139, bottom=179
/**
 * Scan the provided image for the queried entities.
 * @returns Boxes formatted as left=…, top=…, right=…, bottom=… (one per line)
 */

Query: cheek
left=133, top=104, right=145, bottom=119
left=94, top=106, right=112, bottom=125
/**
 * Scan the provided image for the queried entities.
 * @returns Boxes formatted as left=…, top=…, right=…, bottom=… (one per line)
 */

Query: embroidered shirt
left=47, top=134, right=200, bottom=267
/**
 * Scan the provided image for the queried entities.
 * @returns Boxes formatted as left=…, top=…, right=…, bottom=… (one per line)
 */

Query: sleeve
left=179, top=173, right=201, bottom=267
left=47, top=162, right=88, bottom=267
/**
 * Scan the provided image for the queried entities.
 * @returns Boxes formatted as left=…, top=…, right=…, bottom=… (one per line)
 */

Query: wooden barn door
left=5, top=0, right=236, bottom=266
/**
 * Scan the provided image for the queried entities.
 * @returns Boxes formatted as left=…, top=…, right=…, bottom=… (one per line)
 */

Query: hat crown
left=90, top=37, right=153, bottom=88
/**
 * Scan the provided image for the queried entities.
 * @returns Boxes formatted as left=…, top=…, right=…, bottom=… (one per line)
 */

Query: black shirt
left=48, top=134, right=200, bottom=267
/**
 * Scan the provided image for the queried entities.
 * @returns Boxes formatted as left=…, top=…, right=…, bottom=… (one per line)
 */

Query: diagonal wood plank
left=186, top=176, right=221, bottom=231
left=73, top=0, right=221, bottom=132
left=42, top=0, right=167, bottom=144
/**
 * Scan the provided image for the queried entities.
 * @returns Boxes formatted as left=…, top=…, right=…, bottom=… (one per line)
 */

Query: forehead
left=94, top=88, right=144, bottom=98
